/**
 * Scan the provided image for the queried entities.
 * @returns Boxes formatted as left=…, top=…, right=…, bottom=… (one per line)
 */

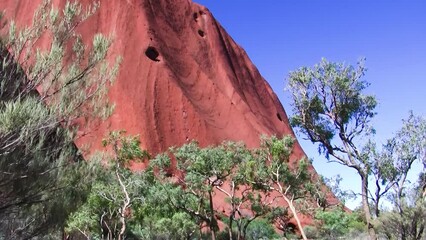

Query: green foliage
left=367, top=113, right=426, bottom=219
left=287, top=58, right=379, bottom=239
left=136, top=183, right=200, bottom=239
left=152, top=140, right=251, bottom=238
left=0, top=0, right=119, bottom=237
left=102, top=130, right=150, bottom=166
left=245, top=219, right=280, bottom=240
left=376, top=184, right=426, bottom=240
left=66, top=131, right=149, bottom=239
left=258, top=136, right=311, bottom=195
left=0, top=97, right=49, bottom=132
left=314, top=208, right=365, bottom=239
left=287, top=58, right=426, bottom=240
left=377, top=203, right=426, bottom=240
left=241, top=136, right=311, bottom=197
left=132, top=212, right=198, bottom=240
left=303, top=225, right=319, bottom=239
left=65, top=131, right=200, bottom=239
left=151, top=137, right=315, bottom=240
left=242, top=136, right=313, bottom=239
left=66, top=166, right=146, bottom=238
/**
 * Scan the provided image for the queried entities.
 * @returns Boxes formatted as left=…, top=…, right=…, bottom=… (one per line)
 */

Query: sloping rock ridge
left=0, top=0, right=302, bottom=158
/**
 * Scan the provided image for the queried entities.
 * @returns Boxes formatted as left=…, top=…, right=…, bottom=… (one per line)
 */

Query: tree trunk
left=116, top=169, right=130, bottom=240
left=374, top=179, right=381, bottom=218
left=228, top=215, right=234, bottom=240
left=282, top=195, right=307, bottom=240
left=361, top=174, right=377, bottom=240
left=210, top=229, right=216, bottom=240
left=209, top=191, right=217, bottom=240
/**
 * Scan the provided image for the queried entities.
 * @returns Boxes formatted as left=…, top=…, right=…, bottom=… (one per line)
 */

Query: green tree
left=210, top=144, right=276, bottom=240
left=357, top=116, right=424, bottom=219
left=129, top=173, right=200, bottom=239
left=384, top=113, right=426, bottom=210
left=242, top=136, right=314, bottom=240
left=66, top=131, right=201, bottom=240
left=152, top=140, right=282, bottom=240
left=287, top=58, right=379, bottom=239
left=375, top=114, right=426, bottom=240
left=153, top=141, right=247, bottom=239
left=0, top=0, right=119, bottom=238
left=245, top=218, right=279, bottom=240
left=312, top=207, right=366, bottom=239
left=377, top=187, right=426, bottom=240
left=66, top=131, right=149, bottom=240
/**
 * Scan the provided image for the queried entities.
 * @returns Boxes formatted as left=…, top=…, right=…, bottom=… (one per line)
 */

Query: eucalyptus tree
left=0, top=0, right=120, bottom=238
left=66, top=131, right=150, bottom=240
left=242, top=136, right=313, bottom=240
left=153, top=141, right=245, bottom=239
left=66, top=131, right=199, bottom=240
left=287, top=58, right=379, bottom=239
left=152, top=140, right=281, bottom=240
left=364, top=113, right=426, bottom=218
left=375, top=114, right=426, bottom=240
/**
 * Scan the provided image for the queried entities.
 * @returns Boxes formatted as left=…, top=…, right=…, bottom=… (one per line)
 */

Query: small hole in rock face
left=193, top=12, right=198, bottom=22
left=198, top=29, right=205, bottom=37
left=145, top=47, right=160, bottom=62
left=277, top=113, right=283, bottom=122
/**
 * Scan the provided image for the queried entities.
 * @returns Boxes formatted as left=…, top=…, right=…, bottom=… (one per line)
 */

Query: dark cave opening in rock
left=277, top=113, right=283, bottom=122
left=198, top=29, right=205, bottom=37
left=145, top=46, right=160, bottom=62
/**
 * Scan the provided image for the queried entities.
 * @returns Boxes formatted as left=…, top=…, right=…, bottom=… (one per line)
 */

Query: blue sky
left=194, top=0, right=426, bottom=209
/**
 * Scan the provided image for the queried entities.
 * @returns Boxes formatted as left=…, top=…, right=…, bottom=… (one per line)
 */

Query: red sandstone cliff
left=1, top=0, right=304, bottom=159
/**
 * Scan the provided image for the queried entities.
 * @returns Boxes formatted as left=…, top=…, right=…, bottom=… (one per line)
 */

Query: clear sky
left=194, top=0, right=426, bottom=209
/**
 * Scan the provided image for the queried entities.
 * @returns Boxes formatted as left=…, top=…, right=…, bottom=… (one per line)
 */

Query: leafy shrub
left=245, top=219, right=280, bottom=240
left=313, top=208, right=366, bottom=239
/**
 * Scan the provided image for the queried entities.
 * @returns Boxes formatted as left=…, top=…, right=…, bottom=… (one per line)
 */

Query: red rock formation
left=0, top=0, right=302, bottom=158
left=0, top=0, right=303, bottom=157
left=1, top=0, right=337, bottom=228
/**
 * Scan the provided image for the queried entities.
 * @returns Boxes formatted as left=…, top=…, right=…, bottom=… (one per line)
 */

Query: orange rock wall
left=1, top=0, right=301, bottom=157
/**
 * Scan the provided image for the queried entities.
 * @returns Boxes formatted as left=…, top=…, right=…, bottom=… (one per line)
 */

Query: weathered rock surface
left=1, top=0, right=300, bottom=157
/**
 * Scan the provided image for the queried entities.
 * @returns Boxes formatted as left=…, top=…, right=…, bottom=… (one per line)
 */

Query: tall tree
left=152, top=140, right=280, bottom=240
left=287, top=58, right=379, bottom=239
left=0, top=0, right=119, bottom=238
left=242, top=136, right=313, bottom=240
left=66, top=131, right=149, bottom=240
left=376, top=113, right=426, bottom=240
left=152, top=141, right=249, bottom=240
